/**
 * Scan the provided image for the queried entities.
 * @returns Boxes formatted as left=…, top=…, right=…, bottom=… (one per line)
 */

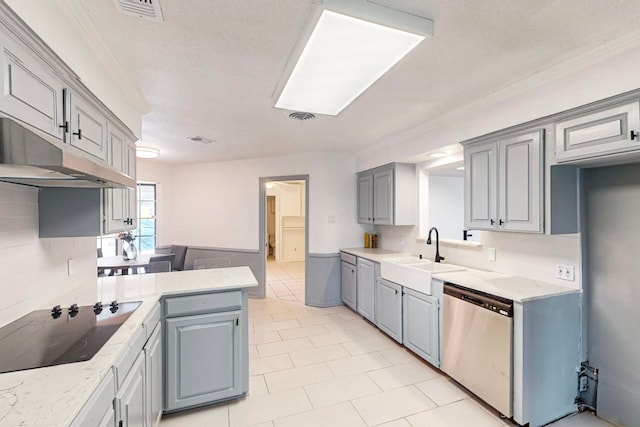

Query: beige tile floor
left=160, top=261, right=617, bottom=427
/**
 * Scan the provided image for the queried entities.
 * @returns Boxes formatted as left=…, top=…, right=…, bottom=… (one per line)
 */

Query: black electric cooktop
left=0, top=301, right=140, bottom=374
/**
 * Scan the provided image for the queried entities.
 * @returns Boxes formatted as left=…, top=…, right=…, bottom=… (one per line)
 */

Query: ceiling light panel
left=136, top=146, right=160, bottom=158
left=275, top=1, right=433, bottom=116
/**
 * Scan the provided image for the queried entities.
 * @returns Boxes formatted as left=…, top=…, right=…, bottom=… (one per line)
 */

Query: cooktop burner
left=0, top=301, right=140, bottom=374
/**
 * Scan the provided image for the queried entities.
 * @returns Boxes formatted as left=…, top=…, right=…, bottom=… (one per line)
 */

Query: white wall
left=137, top=152, right=361, bottom=253
left=0, top=183, right=97, bottom=328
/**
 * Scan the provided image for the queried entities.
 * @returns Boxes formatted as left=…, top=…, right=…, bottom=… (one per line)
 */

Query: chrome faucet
left=427, top=227, right=445, bottom=263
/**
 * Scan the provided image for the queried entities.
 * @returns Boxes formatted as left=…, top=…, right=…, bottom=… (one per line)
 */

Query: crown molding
left=56, top=0, right=150, bottom=114
left=360, top=27, right=640, bottom=159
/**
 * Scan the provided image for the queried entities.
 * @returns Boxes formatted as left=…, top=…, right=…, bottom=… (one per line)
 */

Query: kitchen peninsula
left=0, top=267, right=257, bottom=426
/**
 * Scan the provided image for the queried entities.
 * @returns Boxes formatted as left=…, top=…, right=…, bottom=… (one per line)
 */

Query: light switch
left=488, top=247, right=496, bottom=261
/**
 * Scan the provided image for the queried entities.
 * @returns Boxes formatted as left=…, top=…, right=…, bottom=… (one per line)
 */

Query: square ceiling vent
left=114, top=0, right=164, bottom=23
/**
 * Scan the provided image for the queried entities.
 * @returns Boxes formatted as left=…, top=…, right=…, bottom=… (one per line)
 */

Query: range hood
left=0, top=117, right=135, bottom=188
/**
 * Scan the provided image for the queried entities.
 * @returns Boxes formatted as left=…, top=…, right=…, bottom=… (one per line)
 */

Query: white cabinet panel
left=373, top=168, right=393, bottom=225
left=556, top=101, right=640, bottom=162
left=145, top=325, right=162, bottom=427
left=357, top=164, right=416, bottom=226
left=116, top=351, right=145, bottom=427
left=68, top=91, right=108, bottom=161
left=0, top=34, right=64, bottom=139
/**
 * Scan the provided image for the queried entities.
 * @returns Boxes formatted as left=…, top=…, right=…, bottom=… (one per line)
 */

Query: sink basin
left=380, top=257, right=465, bottom=294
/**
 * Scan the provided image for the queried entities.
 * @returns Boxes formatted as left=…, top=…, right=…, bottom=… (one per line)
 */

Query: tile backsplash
left=0, top=183, right=97, bottom=328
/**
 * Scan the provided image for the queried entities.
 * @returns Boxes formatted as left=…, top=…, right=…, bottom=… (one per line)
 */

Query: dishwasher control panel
left=444, top=283, right=513, bottom=317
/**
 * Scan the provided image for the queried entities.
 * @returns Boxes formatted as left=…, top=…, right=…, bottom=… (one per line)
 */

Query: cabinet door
left=108, top=124, right=127, bottom=173
left=373, top=168, right=393, bottom=225
left=465, top=141, right=497, bottom=230
left=498, top=131, right=543, bottom=232
left=104, top=188, right=128, bottom=234
left=165, top=310, right=241, bottom=411
left=70, top=370, right=116, bottom=427
left=126, top=140, right=137, bottom=178
left=556, top=101, right=640, bottom=162
left=357, top=174, right=374, bottom=224
left=145, top=325, right=162, bottom=427
left=0, top=34, right=64, bottom=139
left=68, top=91, right=108, bottom=161
left=376, top=278, right=402, bottom=343
left=341, top=261, right=356, bottom=310
left=356, top=258, right=376, bottom=322
left=116, top=351, right=145, bottom=427
left=403, top=289, right=439, bottom=367
left=97, top=406, right=116, bottom=427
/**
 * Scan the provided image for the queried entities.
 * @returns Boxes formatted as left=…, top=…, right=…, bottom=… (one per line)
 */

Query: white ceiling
left=75, top=0, right=640, bottom=165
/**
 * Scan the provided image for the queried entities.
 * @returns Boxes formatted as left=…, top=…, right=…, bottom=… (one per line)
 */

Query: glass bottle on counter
left=371, top=233, right=378, bottom=248
left=364, top=232, right=371, bottom=248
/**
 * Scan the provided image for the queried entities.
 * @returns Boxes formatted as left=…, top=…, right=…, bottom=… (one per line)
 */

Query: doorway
left=258, top=176, right=309, bottom=301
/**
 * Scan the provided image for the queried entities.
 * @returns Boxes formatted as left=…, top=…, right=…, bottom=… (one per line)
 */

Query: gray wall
left=585, top=163, right=640, bottom=425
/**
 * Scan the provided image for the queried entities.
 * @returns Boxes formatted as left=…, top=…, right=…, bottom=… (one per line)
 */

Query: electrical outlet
left=67, top=258, right=75, bottom=276
left=579, top=375, right=588, bottom=392
left=327, top=215, right=335, bottom=223
left=555, top=264, right=575, bottom=281
left=399, top=237, right=404, bottom=245
left=488, top=247, right=496, bottom=262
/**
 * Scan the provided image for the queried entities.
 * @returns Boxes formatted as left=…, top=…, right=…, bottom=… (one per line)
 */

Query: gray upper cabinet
left=68, top=91, right=108, bottom=162
left=356, top=258, right=376, bottom=323
left=464, top=141, right=497, bottom=230
left=0, top=33, right=64, bottom=139
left=403, top=288, right=439, bottom=367
left=498, top=131, right=543, bottom=232
left=357, top=163, right=416, bottom=226
left=465, top=130, right=544, bottom=233
left=556, top=101, right=640, bottom=163
left=376, top=278, right=402, bottom=343
left=357, top=174, right=374, bottom=224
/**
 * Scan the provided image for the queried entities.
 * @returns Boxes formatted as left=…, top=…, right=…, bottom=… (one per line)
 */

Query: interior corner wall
left=146, top=152, right=360, bottom=254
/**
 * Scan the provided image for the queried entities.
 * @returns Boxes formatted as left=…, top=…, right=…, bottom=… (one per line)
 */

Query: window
left=137, top=183, right=157, bottom=253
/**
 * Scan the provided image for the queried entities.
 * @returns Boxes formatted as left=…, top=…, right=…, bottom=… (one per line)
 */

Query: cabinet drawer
left=340, top=252, right=357, bottom=265
left=164, top=291, right=242, bottom=317
left=113, top=325, right=146, bottom=390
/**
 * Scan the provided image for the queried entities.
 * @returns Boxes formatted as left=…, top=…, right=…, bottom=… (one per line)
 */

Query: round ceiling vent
left=289, top=112, right=315, bottom=121
left=187, top=136, right=215, bottom=144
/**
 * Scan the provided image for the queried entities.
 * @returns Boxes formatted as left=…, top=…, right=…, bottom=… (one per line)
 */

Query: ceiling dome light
left=136, top=147, right=160, bottom=159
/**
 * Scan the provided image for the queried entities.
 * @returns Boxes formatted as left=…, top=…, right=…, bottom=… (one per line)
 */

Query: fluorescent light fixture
left=456, top=166, right=465, bottom=171
left=136, top=146, right=160, bottom=159
left=429, top=152, right=447, bottom=158
left=275, top=0, right=433, bottom=115
left=266, top=183, right=273, bottom=189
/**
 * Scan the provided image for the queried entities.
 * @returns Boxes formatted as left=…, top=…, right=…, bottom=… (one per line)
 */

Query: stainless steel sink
left=380, top=257, right=465, bottom=294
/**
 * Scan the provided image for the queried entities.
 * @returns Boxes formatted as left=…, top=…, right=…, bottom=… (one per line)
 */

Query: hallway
left=266, top=260, right=305, bottom=303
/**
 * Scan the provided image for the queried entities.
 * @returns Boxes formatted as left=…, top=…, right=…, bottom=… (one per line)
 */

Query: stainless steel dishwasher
left=441, top=283, right=513, bottom=417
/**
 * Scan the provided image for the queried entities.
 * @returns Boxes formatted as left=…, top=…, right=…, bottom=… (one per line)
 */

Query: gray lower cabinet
left=341, top=260, right=356, bottom=310
left=145, top=324, right=163, bottom=427
left=375, top=278, right=402, bottom=343
left=116, top=352, right=146, bottom=427
left=163, top=290, right=248, bottom=412
left=356, top=258, right=376, bottom=322
left=403, top=288, right=440, bottom=367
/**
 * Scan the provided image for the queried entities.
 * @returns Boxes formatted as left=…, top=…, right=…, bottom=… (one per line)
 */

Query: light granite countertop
left=341, top=247, right=579, bottom=303
left=0, top=267, right=258, bottom=427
